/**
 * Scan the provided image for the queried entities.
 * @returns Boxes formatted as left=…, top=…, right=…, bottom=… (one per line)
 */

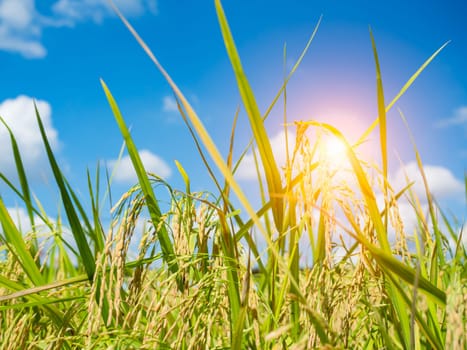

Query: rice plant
left=0, top=1, right=465, bottom=349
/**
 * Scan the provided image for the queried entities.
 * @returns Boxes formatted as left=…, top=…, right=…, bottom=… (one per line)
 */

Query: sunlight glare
left=322, top=136, right=347, bottom=165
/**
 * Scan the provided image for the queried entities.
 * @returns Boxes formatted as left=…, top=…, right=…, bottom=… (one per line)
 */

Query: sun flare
left=321, top=136, right=347, bottom=166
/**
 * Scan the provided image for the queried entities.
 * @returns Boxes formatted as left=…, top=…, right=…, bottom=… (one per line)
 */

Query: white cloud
left=0, top=0, right=46, bottom=58
left=387, top=163, right=463, bottom=250
left=6, top=206, right=48, bottom=234
left=0, top=36, right=46, bottom=58
left=0, top=95, right=60, bottom=181
left=52, top=0, right=157, bottom=24
left=108, top=149, right=171, bottom=184
left=392, top=162, right=464, bottom=200
left=396, top=200, right=428, bottom=233
left=435, top=106, right=467, bottom=128
left=234, top=154, right=257, bottom=180
left=0, top=0, right=35, bottom=29
left=162, top=95, right=178, bottom=112
left=7, top=206, right=34, bottom=232
left=0, top=0, right=157, bottom=58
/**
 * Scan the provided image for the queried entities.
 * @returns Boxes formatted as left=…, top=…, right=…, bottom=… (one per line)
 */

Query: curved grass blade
left=0, top=117, right=35, bottom=230
left=174, top=160, right=191, bottom=195
left=369, top=29, right=389, bottom=228
left=358, top=41, right=450, bottom=143
left=223, top=105, right=240, bottom=202
left=174, top=95, right=224, bottom=197
left=87, top=167, right=106, bottom=254
left=215, top=0, right=284, bottom=232
left=100, top=81, right=180, bottom=282
left=34, top=103, right=96, bottom=282
left=0, top=200, right=44, bottom=286
left=0, top=275, right=87, bottom=303
left=263, top=16, right=322, bottom=122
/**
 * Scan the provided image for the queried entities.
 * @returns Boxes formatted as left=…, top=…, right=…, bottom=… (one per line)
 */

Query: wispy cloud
left=435, top=106, right=467, bottom=128
left=0, top=0, right=46, bottom=58
left=107, top=149, right=172, bottom=184
left=52, top=0, right=157, bottom=24
left=0, top=95, right=60, bottom=181
left=162, top=95, right=178, bottom=112
left=0, top=0, right=157, bottom=59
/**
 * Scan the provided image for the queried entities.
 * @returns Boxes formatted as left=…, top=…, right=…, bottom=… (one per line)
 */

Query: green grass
left=0, top=1, right=466, bottom=349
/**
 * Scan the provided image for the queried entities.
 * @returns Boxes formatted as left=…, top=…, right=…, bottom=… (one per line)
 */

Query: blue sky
left=0, top=0, right=466, bottom=233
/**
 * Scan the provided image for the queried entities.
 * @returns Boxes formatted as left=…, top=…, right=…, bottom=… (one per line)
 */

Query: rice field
left=0, top=1, right=465, bottom=349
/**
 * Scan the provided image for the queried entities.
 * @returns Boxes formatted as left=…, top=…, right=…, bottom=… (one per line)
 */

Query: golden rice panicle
left=86, top=221, right=117, bottom=337
left=1, top=313, right=31, bottom=350
left=445, top=273, right=467, bottom=349
left=196, top=203, right=208, bottom=252
left=389, top=197, right=409, bottom=256
left=377, top=175, right=409, bottom=258
left=127, top=212, right=167, bottom=309
left=171, top=211, right=185, bottom=257
left=85, top=256, right=104, bottom=339
left=142, top=272, right=179, bottom=345
left=111, top=197, right=143, bottom=325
